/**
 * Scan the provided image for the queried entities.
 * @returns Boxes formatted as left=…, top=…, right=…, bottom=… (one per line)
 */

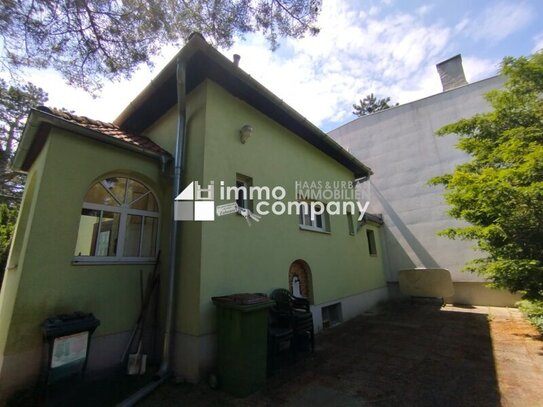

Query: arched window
left=74, top=177, right=159, bottom=262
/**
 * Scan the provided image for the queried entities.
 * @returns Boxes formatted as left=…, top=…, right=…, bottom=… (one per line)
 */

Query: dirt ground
left=139, top=303, right=543, bottom=407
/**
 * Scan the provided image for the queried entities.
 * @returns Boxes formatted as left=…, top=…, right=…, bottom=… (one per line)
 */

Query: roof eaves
left=14, top=108, right=171, bottom=172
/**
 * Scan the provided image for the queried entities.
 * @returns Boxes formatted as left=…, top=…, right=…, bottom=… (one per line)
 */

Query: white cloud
left=454, top=17, right=470, bottom=34
left=416, top=4, right=433, bottom=16
left=468, top=2, right=533, bottom=43
left=462, top=57, right=500, bottom=82
left=225, top=1, right=452, bottom=130
left=533, top=33, right=543, bottom=53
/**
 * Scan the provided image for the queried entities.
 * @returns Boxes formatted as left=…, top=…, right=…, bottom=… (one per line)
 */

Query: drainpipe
left=118, top=57, right=187, bottom=406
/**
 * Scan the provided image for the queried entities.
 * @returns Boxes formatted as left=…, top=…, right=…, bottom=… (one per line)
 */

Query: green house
left=0, top=33, right=386, bottom=399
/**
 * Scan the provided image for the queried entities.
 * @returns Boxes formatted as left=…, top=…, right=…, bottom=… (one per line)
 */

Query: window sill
left=72, top=259, right=156, bottom=266
left=298, top=225, right=331, bottom=234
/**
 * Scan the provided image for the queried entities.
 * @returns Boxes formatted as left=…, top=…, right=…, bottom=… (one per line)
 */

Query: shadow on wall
left=382, top=224, right=416, bottom=279
left=373, top=185, right=440, bottom=272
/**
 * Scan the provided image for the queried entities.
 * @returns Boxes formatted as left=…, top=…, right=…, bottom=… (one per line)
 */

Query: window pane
left=74, top=209, right=100, bottom=256
left=97, top=212, right=120, bottom=256
left=84, top=183, right=119, bottom=206
left=101, top=177, right=127, bottom=204
left=127, top=180, right=157, bottom=211
left=316, top=214, right=323, bottom=229
left=303, top=212, right=312, bottom=226
left=74, top=209, right=119, bottom=256
left=124, top=215, right=143, bottom=257
left=347, top=212, right=355, bottom=235
left=367, top=230, right=377, bottom=255
left=141, top=217, right=158, bottom=257
left=235, top=180, right=248, bottom=209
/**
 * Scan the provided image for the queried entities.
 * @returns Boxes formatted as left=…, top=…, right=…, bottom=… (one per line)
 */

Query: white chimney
left=436, top=54, right=468, bottom=91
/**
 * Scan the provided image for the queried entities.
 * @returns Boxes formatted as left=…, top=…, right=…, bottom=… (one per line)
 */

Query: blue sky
left=20, top=0, right=543, bottom=132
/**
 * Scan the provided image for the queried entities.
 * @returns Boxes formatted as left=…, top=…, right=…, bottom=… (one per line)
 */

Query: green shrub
left=517, top=300, right=543, bottom=333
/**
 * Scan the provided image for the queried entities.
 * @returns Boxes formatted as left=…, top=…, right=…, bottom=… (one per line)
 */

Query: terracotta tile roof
left=37, top=106, right=168, bottom=156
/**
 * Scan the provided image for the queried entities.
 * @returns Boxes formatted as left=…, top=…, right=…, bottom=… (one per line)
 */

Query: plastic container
left=42, top=311, right=100, bottom=384
left=212, top=294, right=274, bottom=397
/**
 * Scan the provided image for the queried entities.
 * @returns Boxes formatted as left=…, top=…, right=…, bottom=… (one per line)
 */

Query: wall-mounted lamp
left=239, top=124, right=253, bottom=144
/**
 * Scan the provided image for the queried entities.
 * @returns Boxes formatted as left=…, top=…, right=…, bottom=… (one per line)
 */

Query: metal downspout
left=117, top=57, right=186, bottom=406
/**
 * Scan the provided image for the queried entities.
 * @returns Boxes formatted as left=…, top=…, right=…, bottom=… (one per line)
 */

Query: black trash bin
left=42, top=311, right=100, bottom=385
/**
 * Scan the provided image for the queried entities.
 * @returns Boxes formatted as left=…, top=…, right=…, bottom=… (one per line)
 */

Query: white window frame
left=299, top=201, right=329, bottom=233
left=73, top=178, right=160, bottom=264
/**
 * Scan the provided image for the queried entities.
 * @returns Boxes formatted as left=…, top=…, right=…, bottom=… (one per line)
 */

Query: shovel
left=127, top=340, right=147, bottom=375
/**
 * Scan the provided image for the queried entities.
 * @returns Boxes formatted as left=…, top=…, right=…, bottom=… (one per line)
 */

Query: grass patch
left=517, top=300, right=543, bottom=334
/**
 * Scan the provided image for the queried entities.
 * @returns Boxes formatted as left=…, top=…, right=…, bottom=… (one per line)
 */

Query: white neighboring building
left=329, top=55, right=519, bottom=306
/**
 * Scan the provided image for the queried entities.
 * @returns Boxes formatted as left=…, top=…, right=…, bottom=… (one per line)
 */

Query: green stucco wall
left=0, top=77, right=387, bottom=389
left=0, top=129, right=170, bottom=357
left=197, top=81, right=386, bottom=334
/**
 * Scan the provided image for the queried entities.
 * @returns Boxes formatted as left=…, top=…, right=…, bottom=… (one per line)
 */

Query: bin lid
left=43, top=311, right=100, bottom=337
left=212, top=293, right=270, bottom=305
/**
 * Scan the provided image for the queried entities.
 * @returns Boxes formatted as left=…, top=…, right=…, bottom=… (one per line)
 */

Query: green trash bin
left=212, top=293, right=274, bottom=397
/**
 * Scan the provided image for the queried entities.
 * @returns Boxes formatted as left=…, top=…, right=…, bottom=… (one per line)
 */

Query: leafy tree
left=0, top=80, right=47, bottom=285
left=353, top=93, right=398, bottom=117
left=430, top=53, right=543, bottom=301
left=0, top=203, right=18, bottom=286
left=0, top=0, right=321, bottom=92
left=0, top=79, right=48, bottom=203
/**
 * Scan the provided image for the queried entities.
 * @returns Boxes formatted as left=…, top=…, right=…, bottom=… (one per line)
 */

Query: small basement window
left=321, top=303, right=342, bottom=329
left=367, top=229, right=377, bottom=256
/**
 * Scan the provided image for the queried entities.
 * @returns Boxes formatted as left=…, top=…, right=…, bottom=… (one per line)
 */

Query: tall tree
left=0, top=80, right=47, bottom=285
left=0, top=80, right=48, bottom=203
left=353, top=93, right=397, bottom=117
left=0, top=203, right=18, bottom=285
left=0, top=0, right=321, bottom=92
left=430, top=53, right=543, bottom=301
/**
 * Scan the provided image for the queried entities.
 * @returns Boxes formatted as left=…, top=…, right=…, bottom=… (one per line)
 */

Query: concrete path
left=140, top=303, right=543, bottom=406
left=486, top=306, right=543, bottom=407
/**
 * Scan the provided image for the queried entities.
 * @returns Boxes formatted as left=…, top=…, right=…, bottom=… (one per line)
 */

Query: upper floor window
left=299, top=202, right=329, bottom=233
left=74, top=177, right=159, bottom=263
left=235, top=174, right=253, bottom=210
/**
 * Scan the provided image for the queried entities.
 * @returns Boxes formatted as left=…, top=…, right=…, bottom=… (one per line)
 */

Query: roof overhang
left=115, top=33, right=372, bottom=179
left=13, top=108, right=169, bottom=172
